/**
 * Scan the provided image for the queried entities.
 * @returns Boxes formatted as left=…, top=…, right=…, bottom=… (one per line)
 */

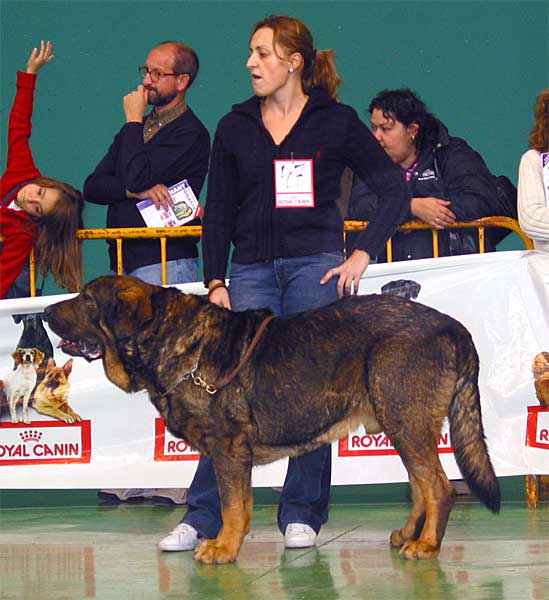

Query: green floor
left=0, top=482, right=547, bottom=600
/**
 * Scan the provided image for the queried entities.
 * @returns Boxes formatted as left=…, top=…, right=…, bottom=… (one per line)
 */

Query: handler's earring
left=288, top=67, right=294, bottom=73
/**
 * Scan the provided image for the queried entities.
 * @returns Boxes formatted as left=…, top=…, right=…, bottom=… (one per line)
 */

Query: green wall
left=1, top=0, right=548, bottom=293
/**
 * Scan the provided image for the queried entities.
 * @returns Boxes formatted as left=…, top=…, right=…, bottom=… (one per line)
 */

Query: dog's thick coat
left=45, top=275, right=500, bottom=564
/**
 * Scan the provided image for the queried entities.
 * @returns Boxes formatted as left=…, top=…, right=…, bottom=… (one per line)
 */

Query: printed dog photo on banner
left=0, top=313, right=80, bottom=424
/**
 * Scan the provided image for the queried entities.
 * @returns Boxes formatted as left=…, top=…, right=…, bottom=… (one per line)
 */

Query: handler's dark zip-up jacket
left=348, top=118, right=500, bottom=261
left=202, top=88, right=410, bottom=284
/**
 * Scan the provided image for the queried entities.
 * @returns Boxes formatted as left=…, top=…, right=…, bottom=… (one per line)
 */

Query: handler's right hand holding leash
left=208, top=280, right=231, bottom=309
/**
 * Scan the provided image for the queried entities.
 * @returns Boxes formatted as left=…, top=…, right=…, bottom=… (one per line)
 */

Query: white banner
left=1, top=250, right=548, bottom=488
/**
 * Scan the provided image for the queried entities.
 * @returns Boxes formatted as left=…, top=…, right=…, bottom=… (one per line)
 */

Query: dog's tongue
left=57, top=339, right=102, bottom=362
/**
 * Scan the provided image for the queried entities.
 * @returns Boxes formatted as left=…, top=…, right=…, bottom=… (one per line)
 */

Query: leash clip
left=191, top=372, right=217, bottom=395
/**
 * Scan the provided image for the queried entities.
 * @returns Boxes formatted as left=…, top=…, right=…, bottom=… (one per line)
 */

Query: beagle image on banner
left=1, top=348, right=45, bottom=424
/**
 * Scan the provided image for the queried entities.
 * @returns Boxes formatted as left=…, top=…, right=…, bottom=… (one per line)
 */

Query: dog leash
left=213, top=314, right=275, bottom=392
left=160, top=315, right=275, bottom=397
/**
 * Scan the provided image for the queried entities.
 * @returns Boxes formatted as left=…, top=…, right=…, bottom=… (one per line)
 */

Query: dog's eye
left=82, top=292, right=97, bottom=311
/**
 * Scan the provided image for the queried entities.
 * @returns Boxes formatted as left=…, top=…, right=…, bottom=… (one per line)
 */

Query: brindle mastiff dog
left=45, top=275, right=500, bottom=564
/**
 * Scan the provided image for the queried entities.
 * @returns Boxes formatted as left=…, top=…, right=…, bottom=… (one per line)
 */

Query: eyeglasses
left=138, top=66, right=182, bottom=82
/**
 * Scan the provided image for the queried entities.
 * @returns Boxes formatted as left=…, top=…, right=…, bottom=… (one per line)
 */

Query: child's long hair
left=31, top=176, right=83, bottom=292
left=528, top=89, right=549, bottom=152
left=251, top=15, right=342, bottom=100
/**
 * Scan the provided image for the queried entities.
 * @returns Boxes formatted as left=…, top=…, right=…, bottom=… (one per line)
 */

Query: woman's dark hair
left=31, top=176, right=84, bottom=292
left=368, top=88, right=439, bottom=152
left=528, top=88, right=549, bottom=152
left=251, top=15, right=342, bottom=100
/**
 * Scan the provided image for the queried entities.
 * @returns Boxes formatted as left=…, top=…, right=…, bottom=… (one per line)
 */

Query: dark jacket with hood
left=202, top=88, right=410, bottom=284
left=347, top=117, right=500, bottom=261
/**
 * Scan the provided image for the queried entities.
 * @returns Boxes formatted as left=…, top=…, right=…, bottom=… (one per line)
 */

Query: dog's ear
left=62, top=359, right=73, bottom=377
left=115, top=284, right=154, bottom=334
left=34, top=349, right=45, bottom=366
left=12, top=350, right=22, bottom=364
left=45, top=357, right=56, bottom=371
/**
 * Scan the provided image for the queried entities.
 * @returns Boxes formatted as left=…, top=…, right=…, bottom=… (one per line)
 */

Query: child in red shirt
left=0, top=41, right=83, bottom=298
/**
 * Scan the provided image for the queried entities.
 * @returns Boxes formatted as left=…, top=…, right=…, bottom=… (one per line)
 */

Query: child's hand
left=26, top=40, right=55, bottom=74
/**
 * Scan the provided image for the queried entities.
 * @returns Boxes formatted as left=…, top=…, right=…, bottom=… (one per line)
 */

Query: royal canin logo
left=339, top=423, right=453, bottom=457
left=526, top=406, right=549, bottom=449
left=0, top=421, right=91, bottom=466
left=154, top=418, right=200, bottom=461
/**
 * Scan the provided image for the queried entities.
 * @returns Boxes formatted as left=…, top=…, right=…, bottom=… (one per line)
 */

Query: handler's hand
left=320, top=249, right=370, bottom=298
left=411, top=197, right=456, bottom=230
left=123, top=85, right=148, bottom=123
left=26, top=40, right=54, bottom=74
left=127, top=184, right=174, bottom=211
left=208, top=283, right=231, bottom=309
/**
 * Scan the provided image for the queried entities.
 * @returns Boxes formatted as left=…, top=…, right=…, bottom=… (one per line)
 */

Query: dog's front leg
left=194, top=457, right=252, bottom=565
left=22, top=392, right=33, bottom=424
left=8, top=397, right=19, bottom=423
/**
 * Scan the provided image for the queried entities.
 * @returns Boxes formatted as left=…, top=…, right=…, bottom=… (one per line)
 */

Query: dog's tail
left=448, top=324, right=501, bottom=513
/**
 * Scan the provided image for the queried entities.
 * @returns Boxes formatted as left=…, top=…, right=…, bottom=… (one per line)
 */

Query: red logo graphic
left=339, top=427, right=453, bottom=457
left=0, top=420, right=91, bottom=466
left=525, top=406, right=549, bottom=449
left=154, top=418, right=200, bottom=462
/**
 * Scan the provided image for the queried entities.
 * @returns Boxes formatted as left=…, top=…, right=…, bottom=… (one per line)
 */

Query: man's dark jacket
left=84, top=107, right=210, bottom=272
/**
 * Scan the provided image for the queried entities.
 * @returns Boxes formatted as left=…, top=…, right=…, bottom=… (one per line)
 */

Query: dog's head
left=12, top=347, right=45, bottom=369
left=38, top=357, right=72, bottom=396
left=45, top=275, right=161, bottom=392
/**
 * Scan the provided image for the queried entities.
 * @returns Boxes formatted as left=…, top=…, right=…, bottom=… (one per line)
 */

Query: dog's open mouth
left=58, top=339, right=102, bottom=362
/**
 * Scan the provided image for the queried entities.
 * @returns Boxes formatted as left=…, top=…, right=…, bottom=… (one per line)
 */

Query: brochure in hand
left=136, top=179, right=203, bottom=227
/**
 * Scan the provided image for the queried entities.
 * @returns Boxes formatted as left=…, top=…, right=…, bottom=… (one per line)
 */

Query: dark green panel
left=1, top=1, right=547, bottom=292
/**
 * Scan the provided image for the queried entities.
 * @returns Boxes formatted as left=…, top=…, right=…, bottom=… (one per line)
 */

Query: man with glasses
left=84, top=41, right=210, bottom=505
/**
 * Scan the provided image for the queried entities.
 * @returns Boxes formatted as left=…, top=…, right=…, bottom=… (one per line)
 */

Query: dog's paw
left=390, top=529, right=406, bottom=547
left=63, top=412, right=82, bottom=424
left=194, top=539, right=238, bottom=564
left=399, top=540, right=440, bottom=560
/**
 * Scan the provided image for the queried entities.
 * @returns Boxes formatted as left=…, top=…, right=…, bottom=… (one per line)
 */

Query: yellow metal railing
left=345, top=216, right=533, bottom=261
left=1, top=218, right=533, bottom=297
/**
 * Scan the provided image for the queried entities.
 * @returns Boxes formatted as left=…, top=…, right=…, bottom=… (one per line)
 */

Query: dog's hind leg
left=390, top=474, right=425, bottom=548
left=194, top=455, right=252, bottom=564
left=397, top=452, right=455, bottom=560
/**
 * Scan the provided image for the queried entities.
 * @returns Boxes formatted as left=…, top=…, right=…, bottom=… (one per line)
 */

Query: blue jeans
left=182, top=251, right=343, bottom=539
left=127, top=258, right=198, bottom=285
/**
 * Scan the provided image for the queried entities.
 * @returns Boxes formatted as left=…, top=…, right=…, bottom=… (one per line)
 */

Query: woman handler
left=159, top=15, right=409, bottom=556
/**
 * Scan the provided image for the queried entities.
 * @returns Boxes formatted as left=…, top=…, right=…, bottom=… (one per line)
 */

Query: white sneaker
left=284, top=523, right=317, bottom=549
left=97, top=488, right=156, bottom=502
left=158, top=523, right=201, bottom=552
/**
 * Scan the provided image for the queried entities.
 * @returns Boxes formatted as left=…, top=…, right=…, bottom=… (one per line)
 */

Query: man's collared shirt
left=143, top=100, right=187, bottom=143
